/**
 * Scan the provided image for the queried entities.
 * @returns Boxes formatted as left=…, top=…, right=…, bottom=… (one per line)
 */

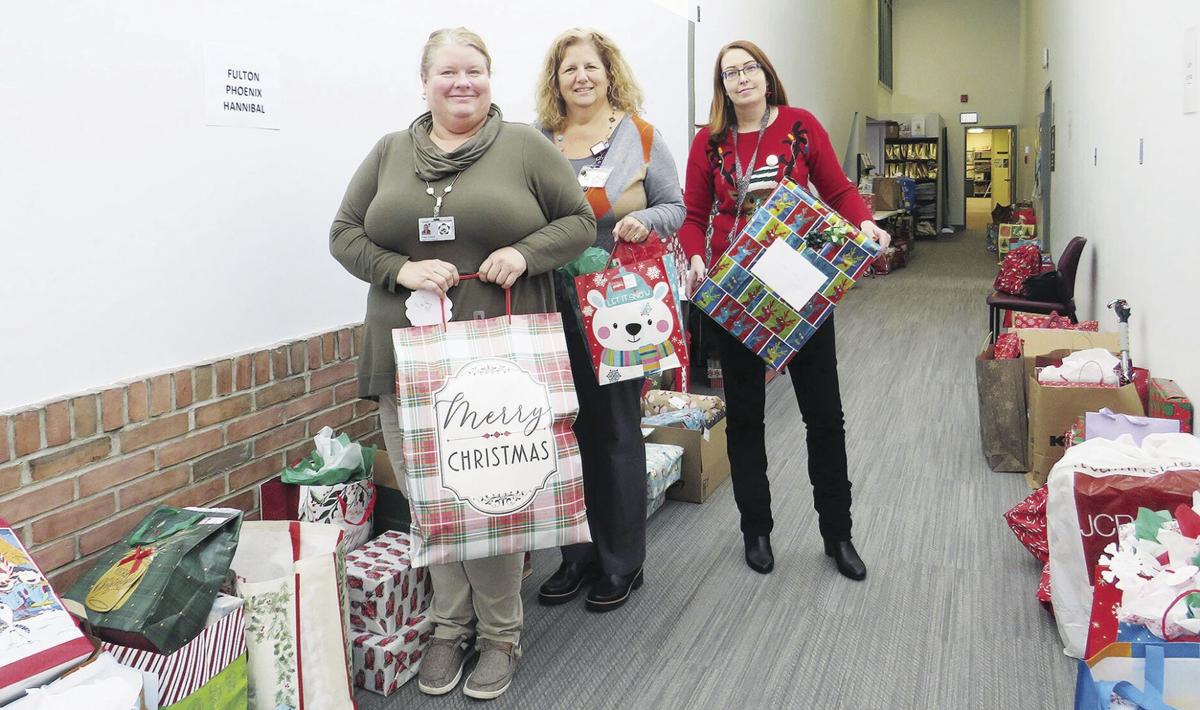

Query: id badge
left=418, top=216, right=455, bottom=242
left=578, top=166, right=612, bottom=189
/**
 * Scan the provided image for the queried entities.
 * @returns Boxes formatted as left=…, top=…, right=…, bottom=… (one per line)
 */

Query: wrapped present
left=645, top=443, right=684, bottom=518
left=345, top=532, right=432, bottom=637
left=1065, top=414, right=1087, bottom=450
left=1150, top=378, right=1194, bottom=434
left=0, top=521, right=94, bottom=706
left=102, top=594, right=246, bottom=708
left=641, top=407, right=708, bottom=431
left=993, top=332, right=1021, bottom=359
left=996, top=223, right=1038, bottom=261
left=1011, top=312, right=1100, bottom=331
left=642, top=390, right=726, bottom=428
left=351, top=614, right=433, bottom=697
left=65, top=506, right=242, bottom=655
left=692, top=179, right=880, bottom=371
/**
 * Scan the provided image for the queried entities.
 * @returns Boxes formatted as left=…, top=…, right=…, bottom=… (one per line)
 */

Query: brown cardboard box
left=644, top=418, right=731, bottom=503
left=871, top=177, right=902, bottom=211
left=372, top=448, right=403, bottom=490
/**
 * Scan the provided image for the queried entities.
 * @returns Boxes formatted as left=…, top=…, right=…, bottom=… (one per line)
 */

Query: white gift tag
left=418, top=216, right=455, bottom=241
left=578, top=166, right=612, bottom=189
left=405, top=288, right=451, bottom=326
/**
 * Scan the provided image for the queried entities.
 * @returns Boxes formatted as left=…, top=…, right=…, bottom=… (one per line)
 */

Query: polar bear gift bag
left=574, top=240, right=687, bottom=386
left=392, top=278, right=591, bottom=567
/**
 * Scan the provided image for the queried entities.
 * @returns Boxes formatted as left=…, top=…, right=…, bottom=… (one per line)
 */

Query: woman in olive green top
left=329, top=27, right=594, bottom=702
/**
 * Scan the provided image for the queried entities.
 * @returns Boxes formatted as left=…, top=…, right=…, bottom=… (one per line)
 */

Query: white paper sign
left=433, top=358, right=558, bottom=515
left=748, top=239, right=829, bottom=310
left=204, top=45, right=281, bottom=129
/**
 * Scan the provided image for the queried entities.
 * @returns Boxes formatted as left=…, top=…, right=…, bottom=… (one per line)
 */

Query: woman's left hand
left=859, top=221, right=892, bottom=251
left=479, top=246, right=527, bottom=288
left=613, top=216, right=650, bottom=243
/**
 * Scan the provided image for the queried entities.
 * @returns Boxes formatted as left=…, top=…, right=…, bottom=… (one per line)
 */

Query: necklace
left=556, top=107, right=618, bottom=161
left=423, top=172, right=463, bottom=218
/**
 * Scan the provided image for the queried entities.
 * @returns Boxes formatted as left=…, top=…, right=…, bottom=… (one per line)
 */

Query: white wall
left=1019, top=0, right=1200, bottom=400
left=892, top=0, right=1022, bottom=226
left=0, top=0, right=688, bottom=411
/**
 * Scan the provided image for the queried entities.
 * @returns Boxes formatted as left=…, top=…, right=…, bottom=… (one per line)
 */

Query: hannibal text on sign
left=204, top=45, right=281, bottom=130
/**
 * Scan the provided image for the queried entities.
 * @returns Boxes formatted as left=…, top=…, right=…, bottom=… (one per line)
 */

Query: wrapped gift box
left=346, top=531, right=432, bottom=636
left=645, top=443, right=684, bottom=518
left=351, top=614, right=433, bottom=697
left=1149, top=378, right=1194, bottom=434
left=692, top=179, right=879, bottom=371
left=0, top=522, right=94, bottom=706
left=101, top=594, right=246, bottom=708
left=642, top=407, right=708, bottom=431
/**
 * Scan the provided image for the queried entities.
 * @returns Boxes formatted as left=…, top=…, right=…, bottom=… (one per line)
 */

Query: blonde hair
left=535, top=28, right=644, bottom=132
left=420, top=27, right=493, bottom=79
left=705, top=40, right=789, bottom=145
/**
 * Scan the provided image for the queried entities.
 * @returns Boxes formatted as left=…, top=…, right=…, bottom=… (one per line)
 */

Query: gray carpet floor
left=358, top=231, right=1076, bottom=709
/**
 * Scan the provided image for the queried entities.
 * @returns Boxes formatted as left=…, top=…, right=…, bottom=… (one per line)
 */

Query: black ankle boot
left=537, top=561, right=597, bottom=605
left=585, top=568, right=643, bottom=612
left=743, top=534, right=774, bottom=574
left=824, top=540, right=867, bottom=580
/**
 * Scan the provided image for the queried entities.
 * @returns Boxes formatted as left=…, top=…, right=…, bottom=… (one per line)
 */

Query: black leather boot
left=743, top=534, right=774, bottom=574
left=537, top=561, right=597, bottom=605
left=824, top=540, right=867, bottom=580
left=585, top=569, right=643, bottom=612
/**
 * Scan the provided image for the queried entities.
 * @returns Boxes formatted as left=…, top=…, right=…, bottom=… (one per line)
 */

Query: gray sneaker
left=417, top=635, right=473, bottom=695
left=462, top=638, right=519, bottom=700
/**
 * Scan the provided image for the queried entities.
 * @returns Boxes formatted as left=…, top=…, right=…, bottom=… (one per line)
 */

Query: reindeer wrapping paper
left=692, top=179, right=879, bottom=370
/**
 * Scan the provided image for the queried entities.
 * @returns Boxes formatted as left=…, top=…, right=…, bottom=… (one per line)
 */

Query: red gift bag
left=575, top=240, right=688, bottom=386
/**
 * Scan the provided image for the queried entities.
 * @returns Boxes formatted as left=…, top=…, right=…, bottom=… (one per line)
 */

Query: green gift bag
left=65, top=505, right=242, bottom=655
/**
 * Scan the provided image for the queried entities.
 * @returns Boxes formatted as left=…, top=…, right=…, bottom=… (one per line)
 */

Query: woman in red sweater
left=680, top=40, right=891, bottom=580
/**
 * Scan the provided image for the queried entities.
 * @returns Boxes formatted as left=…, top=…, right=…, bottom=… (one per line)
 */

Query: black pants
left=711, top=314, right=853, bottom=541
left=557, top=284, right=647, bottom=576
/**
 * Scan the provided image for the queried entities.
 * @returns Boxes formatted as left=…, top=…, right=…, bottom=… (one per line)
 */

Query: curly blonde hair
left=535, top=28, right=644, bottom=132
left=420, top=27, right=492, bottom=79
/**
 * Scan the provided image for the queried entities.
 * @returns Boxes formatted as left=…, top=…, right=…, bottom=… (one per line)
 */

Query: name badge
left=418, top=216, right=456, bottom=242
left=578, top=166, right=612, bottom=189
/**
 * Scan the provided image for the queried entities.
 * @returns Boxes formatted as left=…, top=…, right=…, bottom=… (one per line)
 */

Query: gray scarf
left=410, top=104, right=504, bottom=181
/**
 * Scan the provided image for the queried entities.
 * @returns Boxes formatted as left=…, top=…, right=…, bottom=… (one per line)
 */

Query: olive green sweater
left=330, top=121, right=596, bottom=397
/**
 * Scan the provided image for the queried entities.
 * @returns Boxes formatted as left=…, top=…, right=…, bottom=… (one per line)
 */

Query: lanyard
left=727, top=107, right=772, bottom=242
left=424, top=172, right=462, bottom=218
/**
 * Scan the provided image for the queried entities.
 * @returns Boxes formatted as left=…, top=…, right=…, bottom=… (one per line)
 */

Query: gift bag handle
left=439, top=273, right=512, bottom=328
left=1160, top=588, right=1200, bottom=642
left=1097, top=644, right=1176, bottom=710
left=1094, top=408, right=1152, bottom=428
left=337, top=481, right=378, bottom=527
left=126, top=507, right=206, bottom=545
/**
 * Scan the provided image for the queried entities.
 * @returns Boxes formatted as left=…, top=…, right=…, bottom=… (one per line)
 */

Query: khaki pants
left=377, top=396, right=523, bottom=645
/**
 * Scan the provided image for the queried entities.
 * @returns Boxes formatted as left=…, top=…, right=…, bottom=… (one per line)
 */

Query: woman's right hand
left=396, top=259, right=460, bottom=295
left=685, top=255, right=707, bottom=296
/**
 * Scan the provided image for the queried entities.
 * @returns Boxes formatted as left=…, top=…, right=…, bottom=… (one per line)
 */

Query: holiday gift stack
left=641, top=390, right=730, bottom=503
left=692, top=179, right=879, bottom=371
left=345, top=531, right=434, bottom=696
left=0, top=520, right=94, bottom=705
left=645, top=443, right=684, bottom=518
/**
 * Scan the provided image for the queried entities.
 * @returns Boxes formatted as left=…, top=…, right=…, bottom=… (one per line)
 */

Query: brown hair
left=420, top=27, right=492, bottom=79
left=536, top=28, right=644, bottom=132
left=705, top=40, right=788, bottom=144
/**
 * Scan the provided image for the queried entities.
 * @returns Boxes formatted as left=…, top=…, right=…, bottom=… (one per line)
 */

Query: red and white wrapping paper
left=351, top=613, right=433, bottom=697
left=102, top=594, right=246, bottom=707
left=346, top=531, right=432, bottom=636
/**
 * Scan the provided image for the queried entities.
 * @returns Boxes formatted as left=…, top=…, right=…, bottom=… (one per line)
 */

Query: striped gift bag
left=392, top=283, right=591, bottom=568
left=102, top=594, right=246, bottom=707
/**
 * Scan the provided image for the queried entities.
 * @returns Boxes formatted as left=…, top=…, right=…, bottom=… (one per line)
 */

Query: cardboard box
left=871, top=177, right=903, bottom=211
left=645, top=418, right=731, bottom=503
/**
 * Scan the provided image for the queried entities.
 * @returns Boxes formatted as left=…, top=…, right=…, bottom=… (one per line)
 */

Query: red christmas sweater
left=678, top=105, right=872, bottom=263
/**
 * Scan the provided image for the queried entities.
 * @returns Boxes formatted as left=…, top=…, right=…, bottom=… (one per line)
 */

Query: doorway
left=963, top=125, right=1016, bottom=231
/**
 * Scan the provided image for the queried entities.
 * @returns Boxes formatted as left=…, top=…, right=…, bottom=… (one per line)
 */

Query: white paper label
left=749, top=239, right=830, bottom=310
left=433, top=358, right=558, bottom=515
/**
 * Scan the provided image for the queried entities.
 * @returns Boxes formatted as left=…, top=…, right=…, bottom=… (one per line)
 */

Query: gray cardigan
left=537, top=115, right=685, bottom=250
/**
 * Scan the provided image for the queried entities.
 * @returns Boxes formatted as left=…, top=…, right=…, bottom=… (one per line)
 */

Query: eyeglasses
left=720, top=62, right=762, bottom=82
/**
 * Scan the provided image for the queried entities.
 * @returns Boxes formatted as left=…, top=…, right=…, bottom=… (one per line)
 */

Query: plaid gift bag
left=691, top=179, right=880, bottom=371
left=391, top=280, right=591, bottom=568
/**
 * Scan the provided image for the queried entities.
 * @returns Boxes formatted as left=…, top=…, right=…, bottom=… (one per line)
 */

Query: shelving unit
left=968, top=148, right=992, bottom=197
left=884, top=136, right=942, bottom=236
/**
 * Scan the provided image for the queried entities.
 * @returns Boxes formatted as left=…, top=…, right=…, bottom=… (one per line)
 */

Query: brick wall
left=0, top=323, right=382, bottom=592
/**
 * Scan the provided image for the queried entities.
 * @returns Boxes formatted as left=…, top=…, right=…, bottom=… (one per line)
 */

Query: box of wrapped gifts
left=346, top=531, right=432, bottom=636
left=645, top=443, right=684, bottom=518
left=641, top=391, right=730, bottom=504
left=351, top=614, right=433, bottom=696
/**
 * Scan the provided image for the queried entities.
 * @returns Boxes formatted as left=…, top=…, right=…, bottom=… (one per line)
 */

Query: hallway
left=361, top=232, right=1077, bottom=709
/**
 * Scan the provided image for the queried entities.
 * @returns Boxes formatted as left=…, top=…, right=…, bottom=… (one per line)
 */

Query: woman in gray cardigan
left=533, top=28, right=685, bottom=612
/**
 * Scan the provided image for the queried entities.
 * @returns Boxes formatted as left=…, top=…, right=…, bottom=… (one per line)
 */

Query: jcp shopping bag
left=574, top=238, right=688, bottom=386
left=230, top=520, right=354, bottom=710
left=392, top=282, right=591, bottom=568
left=1076, top=643, right=1200, bottom=710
